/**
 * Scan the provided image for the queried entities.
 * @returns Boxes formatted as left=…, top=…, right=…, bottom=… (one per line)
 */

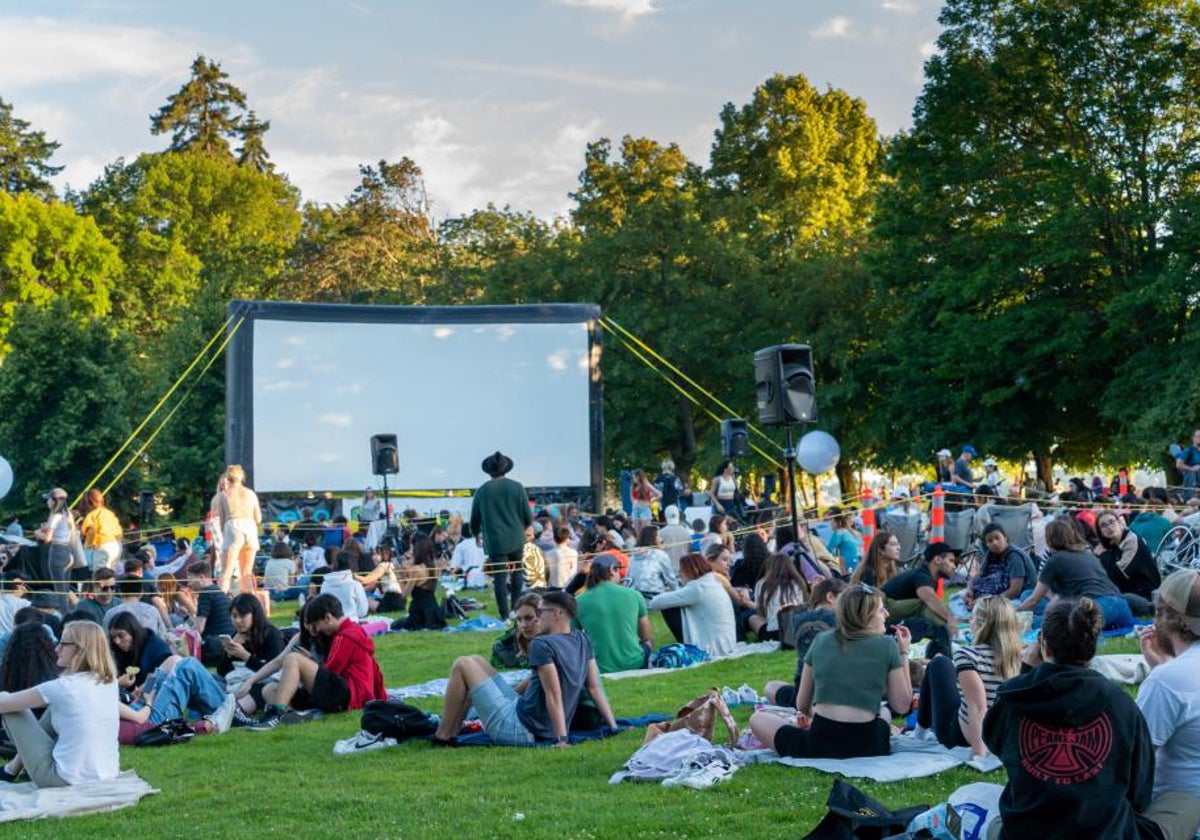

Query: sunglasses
left=853, top=582, right=880, bottom=596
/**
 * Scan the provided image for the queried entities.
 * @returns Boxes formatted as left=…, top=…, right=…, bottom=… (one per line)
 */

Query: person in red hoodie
left=250, top=594, right=386, bottom=729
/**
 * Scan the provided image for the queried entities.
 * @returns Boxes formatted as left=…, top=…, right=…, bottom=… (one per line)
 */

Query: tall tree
left=869, top=0, right=1200, bottom=483
left=0, top=97, right=63, bottom=197
left=282, top=158, right=437, bottom=303
left=150, top=54, right=249, bottom=156
left=0, top=191, right=120, bottom=351
left=236, top=111, right=273, bottom=173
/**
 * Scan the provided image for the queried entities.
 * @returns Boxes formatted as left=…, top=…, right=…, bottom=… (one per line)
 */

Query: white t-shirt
left=452, top=539, right=486, bottom=573
left=1137, top=641, right=1200, bottom=798
left=301, top=545, right=327, bottom=575
left=263, top=557, right=295, bottom=591
left=36, top=673, right=120, bottom=784
left=0, top=594, right=31, bottom=634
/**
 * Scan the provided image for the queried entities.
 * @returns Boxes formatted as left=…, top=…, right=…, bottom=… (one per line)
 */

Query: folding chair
left=879, top=511, right=922, bottom=568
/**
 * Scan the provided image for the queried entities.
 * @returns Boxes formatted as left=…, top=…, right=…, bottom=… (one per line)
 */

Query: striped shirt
left=953, top=642, right=1004, bottom=728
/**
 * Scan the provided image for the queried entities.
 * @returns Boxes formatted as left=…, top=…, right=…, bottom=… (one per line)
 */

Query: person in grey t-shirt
left=432, top=591, right=617, bottom=746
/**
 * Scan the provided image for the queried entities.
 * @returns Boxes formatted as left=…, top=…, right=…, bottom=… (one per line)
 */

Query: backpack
left=359, top=700, right=438, bottom=741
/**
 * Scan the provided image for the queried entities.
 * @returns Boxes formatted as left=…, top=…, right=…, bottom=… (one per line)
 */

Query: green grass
left=16, top=595, right=1146, bottom=839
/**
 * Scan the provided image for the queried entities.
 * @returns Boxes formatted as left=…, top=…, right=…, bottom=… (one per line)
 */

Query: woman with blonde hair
left=750, top=583, right=912, bottom=759
left=80, top=488, right=123, bottom=571
left=217, top=464, right=262, bottom=595
left=630, top=468, right=661, bottom=534
left=915, top=594, right=1022, bottom=757
left=0, top=621, right=119, bottom=786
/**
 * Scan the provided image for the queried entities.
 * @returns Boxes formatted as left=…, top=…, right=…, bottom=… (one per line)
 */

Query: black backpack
left=360, top=700, right=438, bottom=740
left=134, top=718, right=196, bottom=747
left=443, top=593, right=468, bottom=621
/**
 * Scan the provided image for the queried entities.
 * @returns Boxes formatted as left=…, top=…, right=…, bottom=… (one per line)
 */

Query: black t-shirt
left=882, top=566, right=936, bottom=601
left=195, top=584, right=234, bottom=639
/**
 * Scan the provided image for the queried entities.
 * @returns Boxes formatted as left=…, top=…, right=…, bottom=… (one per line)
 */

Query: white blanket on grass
left=0, top=771, right=158, bottom=822
left=1089, top=654, right=1149, bottom=685
left=767, top=734, right=1003, bottom=782
left=604, top=641, right=780, bottom=681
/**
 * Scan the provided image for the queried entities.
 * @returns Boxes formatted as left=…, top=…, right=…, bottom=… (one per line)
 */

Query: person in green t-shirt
left=573, top=557, right=653, bottom=672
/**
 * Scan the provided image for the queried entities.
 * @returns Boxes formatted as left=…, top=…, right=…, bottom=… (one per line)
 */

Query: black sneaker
left=247, top=709, right=283, bottom=731
left=231, top=704, right=257, bottom=729
left=279, top=709, right=323, bottom=726
left=0, top=766, right=26, bottom=783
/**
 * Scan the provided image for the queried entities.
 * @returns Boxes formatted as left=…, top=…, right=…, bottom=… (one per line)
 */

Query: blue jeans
left=145, top=658, right=226, bottom=724
left=1095, top=595, right=1134, bottom=630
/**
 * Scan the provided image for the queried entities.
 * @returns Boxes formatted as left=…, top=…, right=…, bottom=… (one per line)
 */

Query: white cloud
left=318, top=413, right=353, bottom=428
left=881, top=0, right=917, bottom=12
left=811, top=16, right=856, bottom=41
left=552, top=0, right=657, bottom=25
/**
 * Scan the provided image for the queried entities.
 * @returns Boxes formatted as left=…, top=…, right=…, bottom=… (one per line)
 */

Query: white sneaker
left=207, top=693, right=237, bottom=735
left=736, top=684, right=761, bottom=704
left=333, top=730, right=399, bottom=756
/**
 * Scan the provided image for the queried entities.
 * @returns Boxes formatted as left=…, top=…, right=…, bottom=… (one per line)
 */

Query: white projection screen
left=225, top=301, right=602, bottom=506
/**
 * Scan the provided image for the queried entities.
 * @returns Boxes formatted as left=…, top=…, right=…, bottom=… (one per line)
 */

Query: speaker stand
left=784, top=424, right=801, bottom=548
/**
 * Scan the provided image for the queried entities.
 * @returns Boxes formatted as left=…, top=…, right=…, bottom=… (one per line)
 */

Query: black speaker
left=370, top=434, right=399, bottom=476
left=721, top=418, right=750, bottom=458
left=754, top=344, right=817, bottom=426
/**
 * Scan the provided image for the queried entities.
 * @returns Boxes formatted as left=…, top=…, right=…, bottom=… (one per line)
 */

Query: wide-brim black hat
left=482, top=451, right=514, bottom=476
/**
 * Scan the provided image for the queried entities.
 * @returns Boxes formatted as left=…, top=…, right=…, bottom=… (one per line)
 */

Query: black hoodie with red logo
left=983, top=662, right=1159, bottom=840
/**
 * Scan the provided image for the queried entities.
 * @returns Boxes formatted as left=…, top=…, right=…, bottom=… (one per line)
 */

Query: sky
left=1, top=0, right=945, bottom=221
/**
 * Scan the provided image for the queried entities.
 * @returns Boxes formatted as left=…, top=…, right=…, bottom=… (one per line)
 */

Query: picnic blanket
left=388, top=669, right=531, bottom=701
left=767, top=733, right=1002, bottom=781
left=0, top=771, right=158, bottom=822
left=604, top=641, right=780, bottom=681
left=1090, top=653, right=1150, bottom=685
left=450, top=714, right=670, bottom=747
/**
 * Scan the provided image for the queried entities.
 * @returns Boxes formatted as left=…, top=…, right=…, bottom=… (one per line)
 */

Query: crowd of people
left=1, top=450, right=1199, bottom=840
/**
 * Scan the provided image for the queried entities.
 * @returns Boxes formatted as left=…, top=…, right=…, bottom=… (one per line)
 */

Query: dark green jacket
left=470, top=477, right=531, bottom=557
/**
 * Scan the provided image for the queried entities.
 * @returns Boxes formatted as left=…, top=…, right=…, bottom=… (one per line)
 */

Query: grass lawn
left=16, top=592, right=1145, bottom=839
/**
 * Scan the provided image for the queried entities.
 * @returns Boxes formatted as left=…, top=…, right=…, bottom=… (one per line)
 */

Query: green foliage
left=0, top=191, right=120, bottom=351
left=0, top=301, right=140, bottom=518
left=235, top=111, right=273, bottom=173
left=869, top=0, right=1200, bottom=478
left=281, top=158, right=438, bottom=303
left=0, top=96, right=63, bottom=197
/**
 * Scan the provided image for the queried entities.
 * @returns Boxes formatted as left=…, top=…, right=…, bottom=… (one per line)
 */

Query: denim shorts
left=470, top=674, right=535, bottom=746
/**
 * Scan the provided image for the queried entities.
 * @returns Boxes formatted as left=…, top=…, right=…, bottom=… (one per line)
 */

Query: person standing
left=80, top=490, right=123, bottom=572
left=34, top=488, right=74, bottom=613
left=1176, top=430, right=1200, bottom=495
left=470, top=451, right=532, bottom=618
left=216, top=465, right=262, bottom=596
left=359, top=488, right=386, bottom=551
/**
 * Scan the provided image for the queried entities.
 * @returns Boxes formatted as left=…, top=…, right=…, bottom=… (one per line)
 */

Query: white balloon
left=796, top=431, right=841, bottom=475
left=0, top=456, right=10, bottom=501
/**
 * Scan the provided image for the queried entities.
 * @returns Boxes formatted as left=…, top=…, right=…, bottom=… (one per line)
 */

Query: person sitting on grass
left=431, top=590, right=617, bottom=747
left=964, top=524, right=1036, bottom=608
left=574, top=556, right=653, bottom=672
left=750, top=582, right=911, bottom=760
left=881, top=541, right=957, bottom=626
left=984, top=597, right=1200, bottom=840
left=0, top=622, right=59, bottom=698
left=394, top=534, right=446, bottom=631
left=750, top=552, right=809, bottom=641
left=108, top=612, right=171, bottom=692
left=117, top=654, right=236, bottom=744
left=492, top=592, right=542, bottom=669
left=768, top=578, right=848, bottom=709
left=648, top=553, right=737, bottom=657
left=320, top=550, right=370, bottom=622
left=0, top=621, right=119, bottom=786
left=244, top=594, right=386, bottom=729
left=849, top=529, right=900, bottom=588
left=215, top=593, right=285, bottom=687
left=914, top=595, right=1021, bottom=758
left=184, top=562, right=235, bottom=666
left=1015, top=517, right=1132, bottom=628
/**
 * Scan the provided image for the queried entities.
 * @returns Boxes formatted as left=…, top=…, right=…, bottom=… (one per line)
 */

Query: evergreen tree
left=236, top=111, right=272, bottom=172
left=0, top=97, right=63, bottom=197
left=150, top=54, right=248, bottom=156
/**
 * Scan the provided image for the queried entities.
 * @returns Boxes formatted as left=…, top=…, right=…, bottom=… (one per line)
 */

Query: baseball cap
left=936, top=449, right=952, bottom=458
left=962, top=445, right=979, bottom=457
left=983, top=457, right=997, bottom=467
left=591, top=555, right=617, bottom=574
left=923, top=541, right=955, bottom=563
left=43, top=488, right=67, bottom=501
left=1157, top=569, right=1200, bottom=634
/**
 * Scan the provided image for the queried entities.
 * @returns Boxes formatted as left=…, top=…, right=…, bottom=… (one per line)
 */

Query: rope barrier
left=72, top=313, right=242, bottom=508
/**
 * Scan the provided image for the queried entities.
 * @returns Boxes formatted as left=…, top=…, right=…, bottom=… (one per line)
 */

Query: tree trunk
left=836, top=461, right=859, bottom=500
left=1033, top=451, right=1054, bottom=492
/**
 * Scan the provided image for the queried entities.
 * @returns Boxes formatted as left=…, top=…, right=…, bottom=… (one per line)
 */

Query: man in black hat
left=470, top=452, right=532, bottom=618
